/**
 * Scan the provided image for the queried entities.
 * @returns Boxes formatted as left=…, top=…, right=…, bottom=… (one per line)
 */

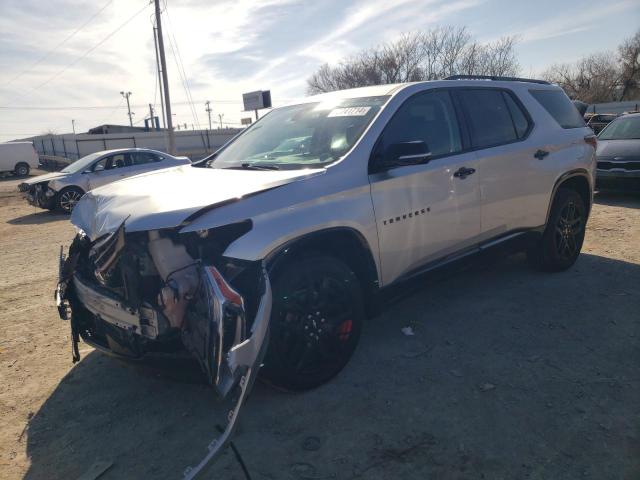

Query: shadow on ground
left=595, top=190, right=640, bottom=208
left=7, top=210, right=67, bottom=225
left=0, top=174, right=28, bottom=182
left=23, top=253, right=640, bottom=480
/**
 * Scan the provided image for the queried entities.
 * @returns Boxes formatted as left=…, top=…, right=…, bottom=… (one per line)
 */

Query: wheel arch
left=546, top=169, right=593, bottom=225
left=264, top=227, right=380, bottom=302
left=58, top=184, right=86, bottom=195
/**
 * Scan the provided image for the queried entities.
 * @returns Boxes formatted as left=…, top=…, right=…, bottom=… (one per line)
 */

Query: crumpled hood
left=21, top=171, right=68, bottom=185
left=71, top=165, right=324, bottom=240
left=596, top=139, right=640, bottom=159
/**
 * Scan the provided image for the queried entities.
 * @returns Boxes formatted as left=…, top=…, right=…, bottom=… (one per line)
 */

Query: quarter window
left=375, top=90, right=462, bottom=166
left=529, top=89, right=585, bottom=129
left=458, top=89, right=523, bottom=148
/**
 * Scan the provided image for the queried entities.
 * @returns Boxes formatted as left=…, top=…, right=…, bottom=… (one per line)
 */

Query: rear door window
left=502, top=92, right=530, bottom=138
left=529, top=89, right=585, bottom=129
left=132, top=152, right=161, bottom=165
left=456, top=89, right=521, bottom=148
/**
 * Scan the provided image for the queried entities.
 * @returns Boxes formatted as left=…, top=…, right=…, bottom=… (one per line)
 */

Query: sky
left=0, top=0, right=638, bottom=140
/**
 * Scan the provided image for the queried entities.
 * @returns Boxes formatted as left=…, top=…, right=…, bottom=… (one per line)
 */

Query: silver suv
left=56, top=76, right=596, bottom=469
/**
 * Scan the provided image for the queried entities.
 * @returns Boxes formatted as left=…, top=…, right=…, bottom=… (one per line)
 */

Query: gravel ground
left=0, top=171, right=638, bottom=480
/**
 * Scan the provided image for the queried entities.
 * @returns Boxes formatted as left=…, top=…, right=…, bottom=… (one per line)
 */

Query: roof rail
left=445, top=75, right=550, bottom=85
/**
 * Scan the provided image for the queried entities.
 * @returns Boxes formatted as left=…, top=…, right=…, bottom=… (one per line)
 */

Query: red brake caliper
left=337, top=320, right=352, bottom=342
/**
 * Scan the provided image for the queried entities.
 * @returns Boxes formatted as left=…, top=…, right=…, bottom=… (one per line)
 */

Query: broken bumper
left=20, top=183, right=56, bottom=209
left=55, top=241, right=273, bottom=474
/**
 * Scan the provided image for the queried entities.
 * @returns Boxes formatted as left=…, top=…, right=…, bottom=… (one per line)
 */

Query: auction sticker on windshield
left=328, top=106, right=371, bottom=117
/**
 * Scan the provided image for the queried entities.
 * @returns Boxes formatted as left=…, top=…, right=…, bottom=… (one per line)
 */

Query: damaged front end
left=19, top=181, right=56, bottom=209
left=55, top=222, right=271, bottom=473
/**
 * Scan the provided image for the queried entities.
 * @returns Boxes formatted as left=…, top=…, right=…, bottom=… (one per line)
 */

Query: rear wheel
left=527, top=188, right=586, bottom=271
left=261, top=254, right=364, bottom=391
left=57, top=186, right=84, bottom=213
left=14, top=163, right=29, bottom=177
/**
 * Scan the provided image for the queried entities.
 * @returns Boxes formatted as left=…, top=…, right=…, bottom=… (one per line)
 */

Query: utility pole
left=152, top=26, right=166, bottom=129
left=71, top=119, right=76, bottom=134
left=205, top=101, right=212, bottom=130
left=218, top=113, right=224, bottom=129
left=148, top=103, right=155, bottom=130
left=154, top=0, right=175, bottom=154
left=120, top=91, right=134, bottom=126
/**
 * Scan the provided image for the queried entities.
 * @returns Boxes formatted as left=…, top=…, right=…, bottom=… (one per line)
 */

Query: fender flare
left=544, top=168, right=593, bottom=226
left=263, top=226, right=381, bottom=293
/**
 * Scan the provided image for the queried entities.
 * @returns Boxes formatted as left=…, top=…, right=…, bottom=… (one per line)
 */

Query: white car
left=0, top=141, right=40, bottom=176
left=18, top=148, right=191, bottom=212
left=57, top=76, right=596, bottom=471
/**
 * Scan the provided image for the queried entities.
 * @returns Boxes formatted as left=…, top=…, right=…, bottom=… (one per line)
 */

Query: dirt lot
left=1, top=171, right=638, bottom=480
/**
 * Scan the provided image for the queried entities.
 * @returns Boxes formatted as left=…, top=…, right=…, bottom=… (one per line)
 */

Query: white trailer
left=0, top=141, right=39, bottom=176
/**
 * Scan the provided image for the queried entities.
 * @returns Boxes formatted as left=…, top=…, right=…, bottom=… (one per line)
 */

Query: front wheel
left=57, top=186, right=84, bottom=213
left=261, top=254, right=364, bottom=391
left=527, top=188, right=586, bottom=271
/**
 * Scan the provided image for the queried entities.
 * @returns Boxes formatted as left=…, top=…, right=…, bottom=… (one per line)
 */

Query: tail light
left=584, top=134, right=597, bottom=150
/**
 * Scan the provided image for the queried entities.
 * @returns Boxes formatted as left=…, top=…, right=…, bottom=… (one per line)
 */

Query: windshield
left=211, top=96, right=389, bottom=170
left=60, top=152, right=104, bottom=173
left=598, top=116, right=640, bottom=140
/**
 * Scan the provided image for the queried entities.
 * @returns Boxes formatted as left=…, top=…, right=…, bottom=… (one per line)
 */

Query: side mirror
left=378, top=141, right=431, bottom=171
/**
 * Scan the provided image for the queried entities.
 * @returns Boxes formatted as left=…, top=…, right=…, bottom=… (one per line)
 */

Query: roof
left=89, top=147, right=161, bottom=155
left=286, top=78, right=558, bottom=107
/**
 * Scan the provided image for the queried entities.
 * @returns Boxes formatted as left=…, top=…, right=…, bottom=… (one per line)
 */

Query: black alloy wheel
left=554, top=198, right=583, bottom=261
left=528, top=188, right=586, bottom=271
left=261, top=254, right=364, bottom=391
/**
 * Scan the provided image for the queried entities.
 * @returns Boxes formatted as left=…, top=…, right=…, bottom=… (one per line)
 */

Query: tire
left=527, top=188, right=586, bottom=272
left=57, top=186, right=84, bottom=213
left=14, top=163, right=29, bottom=177
left=261, top=254, right=364, bottom=391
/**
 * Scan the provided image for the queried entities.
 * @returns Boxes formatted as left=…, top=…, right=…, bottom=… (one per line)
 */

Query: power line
left=22, top=2, right=150, bottom=95
left=0, top=99, right=282, bottom=110
left=2, top=0, right=115, bottom=89
left=163, top=2, right=200, bottom=128
left=99, top=98, right=125, bottom=124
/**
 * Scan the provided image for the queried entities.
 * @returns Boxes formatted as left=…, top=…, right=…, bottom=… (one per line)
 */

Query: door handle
left=534, top=149, right=549, bottom=160
left=453, top=167, right=476, bottom=179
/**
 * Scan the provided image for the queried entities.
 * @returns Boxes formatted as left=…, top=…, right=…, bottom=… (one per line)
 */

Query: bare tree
left=543, top=28, right=640, bottom=103
left=307, top=27, right=520, bottom=94
left=618, top=30, right=640, bottom=100
left=544, top=53, right=620, bottom=103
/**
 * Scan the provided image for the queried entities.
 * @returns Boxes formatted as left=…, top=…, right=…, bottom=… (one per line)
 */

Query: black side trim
left=391, top=228, right=542, bottom=286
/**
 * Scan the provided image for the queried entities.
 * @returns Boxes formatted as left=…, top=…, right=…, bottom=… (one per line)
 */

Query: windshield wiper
left=239, top=163, right=280, bottom=170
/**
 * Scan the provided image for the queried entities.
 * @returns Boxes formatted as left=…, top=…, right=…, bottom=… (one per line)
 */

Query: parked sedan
left=596, top=113, right=640, bottom=191
left=18, top=148, right=191, bottom=212
left=586, top=113, right=618, bottom=134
